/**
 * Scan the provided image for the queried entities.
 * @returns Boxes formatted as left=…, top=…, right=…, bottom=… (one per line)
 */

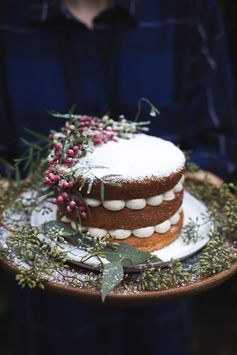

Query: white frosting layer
left=133, top=226, right=155, bottom=238
left=126, top=198, right=146, bottom=210
left=169, top=212, right=180, bottom=225
left=61, top=207, right=182, bottom=239
left=109, top=229, right=132, bottom=239
left=163, top=190, right=175, bottom=201
left=146, top=194, right=163, bottom=206
left=76, top=134, right=185, bottom=180
left=155, top=220, right=171, bottom=233
left=84, top=198, right=101, bottom=207
left=88, top=227, right=108, bottom=238
left=103, top=200, right=125, bottom=211
left=81, top=176, right=184, bottom=211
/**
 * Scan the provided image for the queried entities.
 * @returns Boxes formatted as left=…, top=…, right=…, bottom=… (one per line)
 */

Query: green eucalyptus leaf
left=41, top=221, right=79, bottom=237
left=101, top=261, right=124, bottom=302
left=103, top=243, right=151, bottom=267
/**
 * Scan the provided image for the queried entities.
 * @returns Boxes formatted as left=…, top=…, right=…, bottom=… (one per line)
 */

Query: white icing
left=109, top=229, right=132, bottom=239
left=88, top=227, right=108, bottom=238
left=155, top=220, right=171, bottom=233
left=180, top=175, right=185, bottom=184
left=102, top=200, right=125, bottom=211
left=61, top=216, right=71, bottom=223
left=125, top=198, right=146, bottom=210
left=77, top=134, right=185, bottom=180
left=71, top=221, right=77, bottom=230
left=63, top=207, right=182, bottom=239
left=169, top=212, right=180, bottom=225
left=173, top=182, right=183, bottom=193
left=132, top=226, right=155, bottom=238
left=146, top=194, right=163, bottom=206
left=84, top=198, right=101, bottom=207
left=163, top=190, right=175, bottom=201
left=81, top=174, right=184, bottom=211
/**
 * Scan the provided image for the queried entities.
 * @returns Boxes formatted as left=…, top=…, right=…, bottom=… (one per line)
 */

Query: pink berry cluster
left=42, top=115, right=120, bottom=221
left=52, top=193, right=86, bottom=218
left=75, top=116, right=118, bottom=145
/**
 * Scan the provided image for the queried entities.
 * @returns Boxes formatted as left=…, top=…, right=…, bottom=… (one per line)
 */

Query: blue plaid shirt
left=0, top=2, right=235, bottom=355
left=0, top=0, right=236, bottom=178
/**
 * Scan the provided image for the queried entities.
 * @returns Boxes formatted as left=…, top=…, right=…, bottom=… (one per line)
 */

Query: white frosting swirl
left=173, top=182, right=183, bottom=193
left=61, top=215, right=71, bottom=223
left=126, top=198, right=146, bottom=210
left=146, top=194, right=163, bottom=206
left=155, top=220, right=171, bottom=233
left=71, top=221, right=77, bottom=230
left=102, top=200, right=126, bottom=211
left=180, top=175, right=185, bottom=183
left=132, top=226, right=155, bottom=238
left=84, top=198, right=101, bottom=207
left=109, top=229, right=132, bottom=239
left=169, top=212, right=180, bottom=225
left=88, top=227, right=108, bottom=238
left=163, top=190, right=175, bottom=201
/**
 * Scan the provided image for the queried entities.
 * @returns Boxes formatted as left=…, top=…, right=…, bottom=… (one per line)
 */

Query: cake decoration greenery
left=0, top=104, right=237, bottom=301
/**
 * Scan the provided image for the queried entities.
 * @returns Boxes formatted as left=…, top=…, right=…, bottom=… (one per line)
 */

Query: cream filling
left=62, top=206, right=183, bottom=240
left=84, top=175, right=184, bottom=211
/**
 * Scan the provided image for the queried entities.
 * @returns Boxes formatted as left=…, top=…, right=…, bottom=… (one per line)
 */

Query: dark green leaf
left=69, top=104, right=77, bottom=119
left=71, top=188, right=90, bottom=215
left=38, top=186, right=54, bottom=197
left=24, top=127, right=50, bottom=143
left=100, top=182, right=105, bottom=203
left=107, top=182, right=123, bottom=188
left=103, top=243, right=151, bottom=268
left=59, top=139, right=67, bottom=164
left=20, top=138, right=43, bottom=151
left=23, top=146, right=33, bottom=171
left=41, top=221, right=79, bottom=237
left=101, top=261, right=124, bottom=302
left=0, top=158, right=15, bottom=171
left=15, top=164, right=21, bottom=183
left=75, top=209, right=82, bottom=226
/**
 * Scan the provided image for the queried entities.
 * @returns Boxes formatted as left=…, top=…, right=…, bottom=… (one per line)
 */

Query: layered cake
left=43, top=116, right=185, bottom=252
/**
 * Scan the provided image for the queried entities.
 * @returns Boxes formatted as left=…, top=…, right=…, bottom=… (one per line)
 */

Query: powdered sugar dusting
left=78, top=134, right=185, bottom=180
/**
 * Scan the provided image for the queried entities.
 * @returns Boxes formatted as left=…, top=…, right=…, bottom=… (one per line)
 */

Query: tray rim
left=1, top=254, right=237, bottom=306
left=1, top=170, right=236, bottom=306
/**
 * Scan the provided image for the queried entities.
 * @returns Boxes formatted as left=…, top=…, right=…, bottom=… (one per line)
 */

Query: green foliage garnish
left=101, top=261, right=124, bottom=302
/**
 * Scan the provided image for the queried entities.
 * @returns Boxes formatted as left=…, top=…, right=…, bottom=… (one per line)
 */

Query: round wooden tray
left=1, top=254, right=237, bottom=306
left=1, top=171, right=237, bottom=306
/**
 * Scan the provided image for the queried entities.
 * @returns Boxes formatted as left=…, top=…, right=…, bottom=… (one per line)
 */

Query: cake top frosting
left=74, top=134, right=185, bottom=181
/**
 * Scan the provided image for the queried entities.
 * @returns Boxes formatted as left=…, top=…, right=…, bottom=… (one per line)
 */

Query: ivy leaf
left=103, top=243, right=151, bottom=268
left=101, top=261, right=124, bottom=302
left=41, top=221, right=79, bottom=237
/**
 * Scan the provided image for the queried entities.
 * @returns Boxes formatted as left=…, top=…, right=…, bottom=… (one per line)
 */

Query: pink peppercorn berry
left=64, top=158, right=73, bottom=167
left=59, top=181, right=73, bottom=190
left=72, top=145, right=79, bottom=152
left=67, top=149, right=74, bottom=157
left=69, top=201, right=76, bottom=209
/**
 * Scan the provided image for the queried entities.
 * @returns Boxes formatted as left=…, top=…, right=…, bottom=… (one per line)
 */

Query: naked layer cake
left=43, top=116, right=185, bottom=252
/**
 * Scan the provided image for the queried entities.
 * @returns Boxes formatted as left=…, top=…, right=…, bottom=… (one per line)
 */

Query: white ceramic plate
left=152, top=191, right=212, bottom=264
left=2, top=190, right=213, bottom=269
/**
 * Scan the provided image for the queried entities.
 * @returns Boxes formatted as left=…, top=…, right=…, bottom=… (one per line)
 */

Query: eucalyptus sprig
left=194, top=234, right=234, bottom=276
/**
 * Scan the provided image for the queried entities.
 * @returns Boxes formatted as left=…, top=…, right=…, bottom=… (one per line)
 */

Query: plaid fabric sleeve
left=186, top=0, right=236, bottom=179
